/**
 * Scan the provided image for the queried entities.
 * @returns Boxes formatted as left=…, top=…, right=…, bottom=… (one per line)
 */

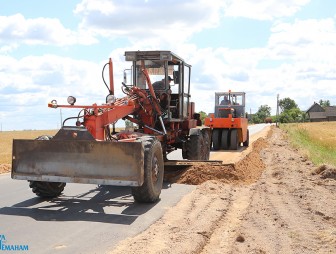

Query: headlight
left=67, top=96, right=76, bottom=105
left=50, top=99, right=57, bottom=108
left=106, top=94, right=116, bottom=104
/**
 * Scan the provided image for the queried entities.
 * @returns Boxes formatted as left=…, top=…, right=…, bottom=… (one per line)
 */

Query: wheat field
left=0, top=130, right=57, bottom=164
left=281, top=122, right=336, bottom=166
left=296, top=122, right=336, bottom=149
left=0, top=128, right=124, bottom=165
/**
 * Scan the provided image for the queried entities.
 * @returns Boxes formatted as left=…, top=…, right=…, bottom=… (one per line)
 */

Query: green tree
left=279, top=97, right=298, bottom=112
left=277, top=97, right=306, bottom=123
left=253, top=105, right=271, bottom=123
left=319, top=99, right=330, bottom=108
left=278, top=112, right=292, bottom=123
left=279, top=109, right=305, bottom=123
left=198, top=111, right=208, bottom=124
left=252, top=114, right=262, bottom=124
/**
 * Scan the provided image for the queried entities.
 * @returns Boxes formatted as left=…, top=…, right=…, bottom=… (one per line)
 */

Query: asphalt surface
left=0, top=175, right=194, bottom=254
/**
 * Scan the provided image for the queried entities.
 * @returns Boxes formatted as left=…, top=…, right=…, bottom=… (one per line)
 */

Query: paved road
left=248, top=123, right=270, bottom=136
left=0, top=174, right=195, bottom=254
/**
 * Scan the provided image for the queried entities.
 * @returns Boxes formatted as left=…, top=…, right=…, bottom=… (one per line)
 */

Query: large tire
left=28, top=135, right=66, bottom=198
left=186, top=133, right=207, bottom=160
left=202, top=130, right=211, bottom=160
left=29, top=181, right=66, bottom=198
left=212, top=129, right=222, bottom=151
left=243, top=129, right=249, bottom=147
left=220, top=129, right=230, bottom=150
left=132, top=137, right=164, bottom=203
left=229, top=129, right=239, bottom=150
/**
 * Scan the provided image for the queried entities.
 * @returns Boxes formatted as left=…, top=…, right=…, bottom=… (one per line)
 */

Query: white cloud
left=267, top=18, right=336, bottom=86
left=270, top=18, right=336, bottom=48
left=74, top=0, right=226, bottom=43
left=0, top=55, right=104, bottom=110
left=0, top=54, right=119, bottom=130
left=225, top=0, right=310, bottom=20
left=0, top=44, right=18, bottom=54
left=173, top=14, right=336, bottom=114
left=0, top=14, right=97, bottom=46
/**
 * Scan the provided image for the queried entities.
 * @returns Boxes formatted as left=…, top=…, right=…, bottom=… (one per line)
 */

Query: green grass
left=280, top=123, right=336, bottom=167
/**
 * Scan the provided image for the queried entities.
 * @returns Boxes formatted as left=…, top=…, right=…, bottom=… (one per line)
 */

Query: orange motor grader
left=204, top=91, right=249, bottom=150
left=12, top=51, right=211, bottom=203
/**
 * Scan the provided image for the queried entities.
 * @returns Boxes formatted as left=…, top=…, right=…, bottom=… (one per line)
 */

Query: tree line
left=198, top=98, right=332, bottom=124
left=251, top=98, right=331, bottom=124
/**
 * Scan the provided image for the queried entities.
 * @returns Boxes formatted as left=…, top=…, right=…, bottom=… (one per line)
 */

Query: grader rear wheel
left=186, top=132, right=209, bottom=160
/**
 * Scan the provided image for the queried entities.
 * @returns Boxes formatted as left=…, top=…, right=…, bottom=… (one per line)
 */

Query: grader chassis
left=12, top=50, right=218, bottom=203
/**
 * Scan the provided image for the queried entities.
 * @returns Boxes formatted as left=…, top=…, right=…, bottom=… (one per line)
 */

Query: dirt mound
left=164, top=137, right=268, bottom=185
left=0, top=164, right=11, bottom=174
left=165, top=163, right=237, bottom=185
left=312, top=164, right=336, bottom=180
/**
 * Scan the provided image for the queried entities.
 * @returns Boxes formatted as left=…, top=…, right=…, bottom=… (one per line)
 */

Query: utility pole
left=60, top=108, right=63, bottom=127
left=276, top=94, right=280, bottom=127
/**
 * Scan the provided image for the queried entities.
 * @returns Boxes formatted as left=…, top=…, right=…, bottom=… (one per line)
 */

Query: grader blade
left=12, top=139, right=144, bottom=186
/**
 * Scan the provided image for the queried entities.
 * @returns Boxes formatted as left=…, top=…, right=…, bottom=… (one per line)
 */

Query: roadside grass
left=280, top=122, right=336, bottom=167
left=0, top=130, right=57, bottom=164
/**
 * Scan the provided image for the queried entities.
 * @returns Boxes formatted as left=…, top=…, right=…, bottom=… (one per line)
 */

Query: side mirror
left=123, top=70, right=127, bottom=84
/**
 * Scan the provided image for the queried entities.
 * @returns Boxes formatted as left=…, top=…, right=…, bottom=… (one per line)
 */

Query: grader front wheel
left=132, top=137, right=164, bottom=203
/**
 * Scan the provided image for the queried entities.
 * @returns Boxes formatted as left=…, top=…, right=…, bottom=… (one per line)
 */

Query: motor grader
left=204, top=91, right=249, bottom=150
left=11, top=50, right=211, bottom=203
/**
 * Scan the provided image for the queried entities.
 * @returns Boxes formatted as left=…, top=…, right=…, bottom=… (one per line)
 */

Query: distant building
left=306, top=102, right=336, bottom=122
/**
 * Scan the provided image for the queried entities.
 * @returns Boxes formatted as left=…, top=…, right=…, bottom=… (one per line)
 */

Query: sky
left=1, top=0, right=336, bottom=130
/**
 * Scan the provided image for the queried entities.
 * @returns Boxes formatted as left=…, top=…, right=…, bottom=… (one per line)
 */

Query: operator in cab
left=152, top=76, right=173, bottom=90
left=220, top=95, right=231, bottom=105
left=152, top=76, right=173, bottom=110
